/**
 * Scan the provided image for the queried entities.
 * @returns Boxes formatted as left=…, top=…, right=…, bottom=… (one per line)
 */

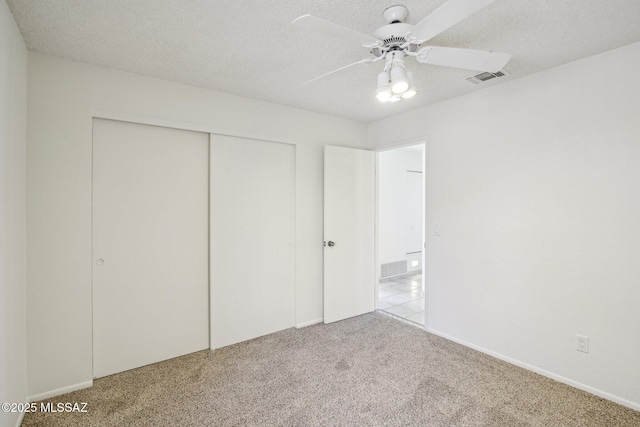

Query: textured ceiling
left=7, top=0, right=640, bottom=122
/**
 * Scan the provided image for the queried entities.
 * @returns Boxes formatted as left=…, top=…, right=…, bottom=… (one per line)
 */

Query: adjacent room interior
left=2, top=1, right=640, bottom=426
left=377, top=143, right=426, bottom=326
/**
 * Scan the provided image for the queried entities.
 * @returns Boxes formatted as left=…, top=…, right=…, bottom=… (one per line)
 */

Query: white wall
left=26, top=53, right=367, bottom=398
left=368, top=42, right=640, bottom=409
left=378, top=147, right=423, bottom=269
left=0, top=2, right=28, bottom=426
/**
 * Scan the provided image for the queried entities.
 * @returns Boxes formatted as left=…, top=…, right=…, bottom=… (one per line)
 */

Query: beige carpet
left=22, top=313, right=640, bottom=426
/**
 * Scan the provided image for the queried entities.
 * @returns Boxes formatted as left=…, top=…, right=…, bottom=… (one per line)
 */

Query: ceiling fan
left=292, top=0, right=511, bottom=103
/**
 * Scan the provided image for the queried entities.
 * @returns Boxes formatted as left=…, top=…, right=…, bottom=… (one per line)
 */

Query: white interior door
left=324, top=145, right=375, bottom=324
left=92, top=119, right=209, bottom=378
left=210, top=135, right=295, bottom=349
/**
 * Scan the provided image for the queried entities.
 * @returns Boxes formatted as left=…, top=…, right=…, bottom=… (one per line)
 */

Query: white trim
left=291, top=144, right=298, bottom=334
left=91, top=109, right=295, bottom=146
left=295, top=318, right=323, bottom=329
left=207, top=133, right=212, bottom=350
left=28, top=380, right=93, bottom=403
left=373, top=136, right=430, bottom=153
left=423, top=141, right=430, bottom=330
left=14, top=411, right=25, bottom=427
left=373, top=153, right=380, bottom=307
left=427, top=328, right=640, bottom=412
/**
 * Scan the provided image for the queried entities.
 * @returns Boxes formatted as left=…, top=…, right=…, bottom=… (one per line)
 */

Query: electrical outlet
left=577, top=335, right=589, bottom=353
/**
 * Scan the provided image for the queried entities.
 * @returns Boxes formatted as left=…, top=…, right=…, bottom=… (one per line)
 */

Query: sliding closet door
left=210, top=135, right=295, bottom=349
left=93, top=118, right=209, bottom=378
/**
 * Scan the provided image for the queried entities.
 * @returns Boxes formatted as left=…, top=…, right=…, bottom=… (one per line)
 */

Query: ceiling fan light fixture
left=376, top=89, right=392, bottom=103
left=392, top=81, right=409, bottom=94
left=376, top=71, right=392, bottom=102
left=401, top=87, right=417, bottom=99
left=390, top=66, right=409, bottom=94
left=295, top=1, right=513, bottom=111
left=401, top=72, right=417, bottom=98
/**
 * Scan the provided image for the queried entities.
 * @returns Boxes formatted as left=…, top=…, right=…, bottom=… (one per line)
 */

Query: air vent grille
left=381, top=260, right=407, bottom=278
left=466, top=70, right=509, bottom=85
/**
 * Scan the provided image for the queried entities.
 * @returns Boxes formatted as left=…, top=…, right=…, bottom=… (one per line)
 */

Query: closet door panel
left=93, top=118, right=209, bottom=378
left=210, top=135, right=295, bottom=348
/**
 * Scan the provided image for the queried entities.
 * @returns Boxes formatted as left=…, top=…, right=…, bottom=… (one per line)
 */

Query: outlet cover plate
left=577, top=335, right=589, bottom=353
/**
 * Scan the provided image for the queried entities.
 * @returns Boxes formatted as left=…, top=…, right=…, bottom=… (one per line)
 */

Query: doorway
left=376, top=143, right=426, bottom=326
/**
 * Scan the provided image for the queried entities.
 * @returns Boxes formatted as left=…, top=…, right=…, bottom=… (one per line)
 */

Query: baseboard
left=295, top=318, right=323, bottom=329
left=14, top=411, right=25, bottom=427
left=28, top=380, right=93, bottom=403
left=427, top=328, right=640, bottom=412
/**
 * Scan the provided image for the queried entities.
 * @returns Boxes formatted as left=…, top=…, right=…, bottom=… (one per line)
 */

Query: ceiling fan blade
left=416, top=46, right=510, bottom=72
left=301, top=58, right=374, bottom=86
left=408, top=0, right=496, bottom=43
left=292, top=14, right=380, bottom=47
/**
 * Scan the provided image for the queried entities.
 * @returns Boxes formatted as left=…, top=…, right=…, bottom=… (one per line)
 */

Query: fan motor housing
left=371, top=23, right=419, bottom=57
left=374, top=23, right=412, bottom=46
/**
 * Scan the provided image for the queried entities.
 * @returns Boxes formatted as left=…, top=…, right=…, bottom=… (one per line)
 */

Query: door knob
left=327, top=241, right=335, bottom=247
left=96, top=259, right=104, bottom=265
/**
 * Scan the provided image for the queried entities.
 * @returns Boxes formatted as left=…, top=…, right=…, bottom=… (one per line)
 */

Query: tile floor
left=377, top=273, right=424, bottom=326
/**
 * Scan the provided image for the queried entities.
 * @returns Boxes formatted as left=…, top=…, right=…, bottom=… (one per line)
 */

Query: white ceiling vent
left=466, top=69, right=510, bottom=85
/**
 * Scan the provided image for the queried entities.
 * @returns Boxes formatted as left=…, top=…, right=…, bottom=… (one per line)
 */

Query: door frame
left=374, top=138, right=429, bottom=330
